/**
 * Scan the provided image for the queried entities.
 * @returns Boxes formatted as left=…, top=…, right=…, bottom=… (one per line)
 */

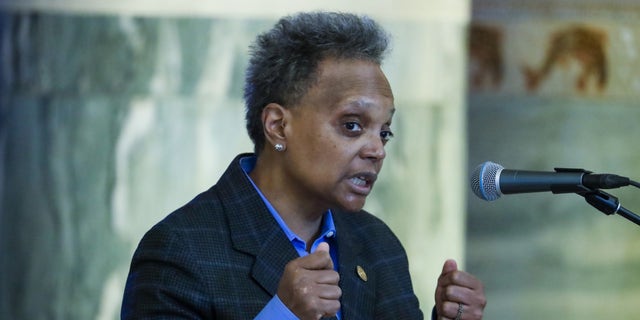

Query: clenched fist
left=435, top=259, right=486, bottom=320
left=277, top=242, right=342, bottom=320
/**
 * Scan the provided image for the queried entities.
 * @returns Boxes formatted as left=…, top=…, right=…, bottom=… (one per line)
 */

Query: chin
left=336, top=199, right=367, bottom=213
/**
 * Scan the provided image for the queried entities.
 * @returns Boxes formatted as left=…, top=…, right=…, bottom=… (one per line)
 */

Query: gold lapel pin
left=356, top=265, right=367, bottom=282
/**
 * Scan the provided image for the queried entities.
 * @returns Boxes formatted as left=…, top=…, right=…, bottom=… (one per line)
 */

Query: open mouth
left=351, top=176, right=368, bottom=186
left=349, top=172, right=377, bottom=192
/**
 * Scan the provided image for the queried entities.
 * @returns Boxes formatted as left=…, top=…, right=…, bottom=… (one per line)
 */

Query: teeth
left=351, top=177, right=367, bottom=186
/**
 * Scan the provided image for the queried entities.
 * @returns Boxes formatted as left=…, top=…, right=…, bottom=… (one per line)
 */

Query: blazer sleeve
left=121, top=222, right=211, bottom=319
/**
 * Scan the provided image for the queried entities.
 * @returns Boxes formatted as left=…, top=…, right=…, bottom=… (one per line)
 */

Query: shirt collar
left=239, top=156, right=337, bottom=243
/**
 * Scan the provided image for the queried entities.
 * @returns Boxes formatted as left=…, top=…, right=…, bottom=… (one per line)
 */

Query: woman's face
left=281, top=58, right=395, bottom=213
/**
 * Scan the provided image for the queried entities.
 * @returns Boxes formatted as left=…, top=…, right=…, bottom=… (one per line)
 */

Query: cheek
left=307, top=141, right=347, bottom=175
left=307, top=132, right=338, bottom=155
left=294, top=124, right=354, bottom=165
left=321, top=140, right=350, bottom=163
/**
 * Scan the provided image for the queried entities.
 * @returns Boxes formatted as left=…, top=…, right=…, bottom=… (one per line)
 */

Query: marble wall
left=467, top=1, right=640, bottom=319
left=0, top=2, right=469, bottom=319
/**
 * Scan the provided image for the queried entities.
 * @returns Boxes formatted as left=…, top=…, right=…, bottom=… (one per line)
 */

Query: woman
left=122, top=11, right=486, bottom=320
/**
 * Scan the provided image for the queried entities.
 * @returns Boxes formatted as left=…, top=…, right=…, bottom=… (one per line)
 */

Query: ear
left=261, top=103, right=288, bottom=148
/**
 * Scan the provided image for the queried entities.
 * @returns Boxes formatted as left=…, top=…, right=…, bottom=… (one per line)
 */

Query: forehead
left=298, top=58, right=395, bottom=113
left=315, top=58, right=393, bottom=96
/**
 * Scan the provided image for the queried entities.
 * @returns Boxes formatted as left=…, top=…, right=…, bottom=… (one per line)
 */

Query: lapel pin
left=356, top=265, right=367, bottom=282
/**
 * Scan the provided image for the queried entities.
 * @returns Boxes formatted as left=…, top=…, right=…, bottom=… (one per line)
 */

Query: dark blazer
left=122, top=154, right=424, bottom=319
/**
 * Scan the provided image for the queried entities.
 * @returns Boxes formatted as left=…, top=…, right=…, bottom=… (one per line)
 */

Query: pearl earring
left=274, top=143, right=285, bottom=152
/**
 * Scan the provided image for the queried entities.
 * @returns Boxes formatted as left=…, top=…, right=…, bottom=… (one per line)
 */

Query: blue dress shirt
left=240, top=157, right=341, bottom=319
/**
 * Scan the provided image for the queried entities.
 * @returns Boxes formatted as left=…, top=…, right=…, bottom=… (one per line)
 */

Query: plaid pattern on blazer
left=122, top=153, right=424, bottom=319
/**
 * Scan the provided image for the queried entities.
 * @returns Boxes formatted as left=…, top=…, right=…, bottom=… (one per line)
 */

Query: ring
left=454, top=303, right=464, bottom=320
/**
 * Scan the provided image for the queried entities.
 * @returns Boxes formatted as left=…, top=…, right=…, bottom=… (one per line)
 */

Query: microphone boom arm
left=555, top=167, right=640, bottom=226
left=577, top=189, right=640, bottom=227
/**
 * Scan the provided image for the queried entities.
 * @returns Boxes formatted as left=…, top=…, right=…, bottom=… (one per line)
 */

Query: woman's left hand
left=434, top=259, right=486, bottom=320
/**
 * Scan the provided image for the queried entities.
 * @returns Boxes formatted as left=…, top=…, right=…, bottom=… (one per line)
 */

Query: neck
left=250, top=154, right=327, bottom=243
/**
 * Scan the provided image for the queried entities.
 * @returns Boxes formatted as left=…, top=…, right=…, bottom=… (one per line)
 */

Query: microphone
left=471, top=161, right=631, bottom=201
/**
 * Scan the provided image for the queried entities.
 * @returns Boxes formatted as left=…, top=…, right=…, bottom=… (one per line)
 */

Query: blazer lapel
left=217, top=154, right=299, bottom=296
left=215, top=155, right=376, bottom=317
left=333, top=213, right=373, bottom=320
left=249, top=228, right=299, bottom=295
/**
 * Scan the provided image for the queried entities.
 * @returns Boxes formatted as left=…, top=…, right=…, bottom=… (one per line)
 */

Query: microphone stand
left=577, top=187, right=640, bottom=227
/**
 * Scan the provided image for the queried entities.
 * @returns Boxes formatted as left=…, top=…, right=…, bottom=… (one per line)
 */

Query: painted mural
left=467, top=1, right=640, bottom=319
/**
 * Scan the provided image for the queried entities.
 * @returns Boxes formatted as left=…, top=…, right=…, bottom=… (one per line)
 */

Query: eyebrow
left=341, top=100, right=396, bottom=125
left=387, top=108, right=396, bottom=125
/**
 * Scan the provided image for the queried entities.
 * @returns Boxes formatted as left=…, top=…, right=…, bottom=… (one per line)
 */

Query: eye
left=380, top=130, right=394, bottom=143
left=344, top=122, right=363, bottom=133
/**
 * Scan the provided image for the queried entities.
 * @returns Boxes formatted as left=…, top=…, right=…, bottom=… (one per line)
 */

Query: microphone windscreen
left=471, top=161, right=503, bottom=201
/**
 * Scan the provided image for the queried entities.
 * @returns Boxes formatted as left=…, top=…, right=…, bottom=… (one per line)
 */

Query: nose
left=361, top=132, right=386, bottom=161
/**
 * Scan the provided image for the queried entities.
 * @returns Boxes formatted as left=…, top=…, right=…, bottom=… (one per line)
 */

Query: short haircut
left=243, top=11, right=391, bottom=154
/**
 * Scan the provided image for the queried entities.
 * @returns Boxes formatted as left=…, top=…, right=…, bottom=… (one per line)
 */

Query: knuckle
left=443, top=301, right=456, bottom=314
left=444, top=286, right=457, bottom=300
left=322, top=300, right=340, bottom=317
left=300, top=284, right=310, bottom=295
left=472, top=308, right=484, bottom=319
left=450, top=270, right=463, bottom=283
left=480, top=296, right=487, bottom=307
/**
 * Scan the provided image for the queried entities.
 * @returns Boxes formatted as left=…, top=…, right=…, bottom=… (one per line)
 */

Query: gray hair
left=243, top=11, right=391, bottom=154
